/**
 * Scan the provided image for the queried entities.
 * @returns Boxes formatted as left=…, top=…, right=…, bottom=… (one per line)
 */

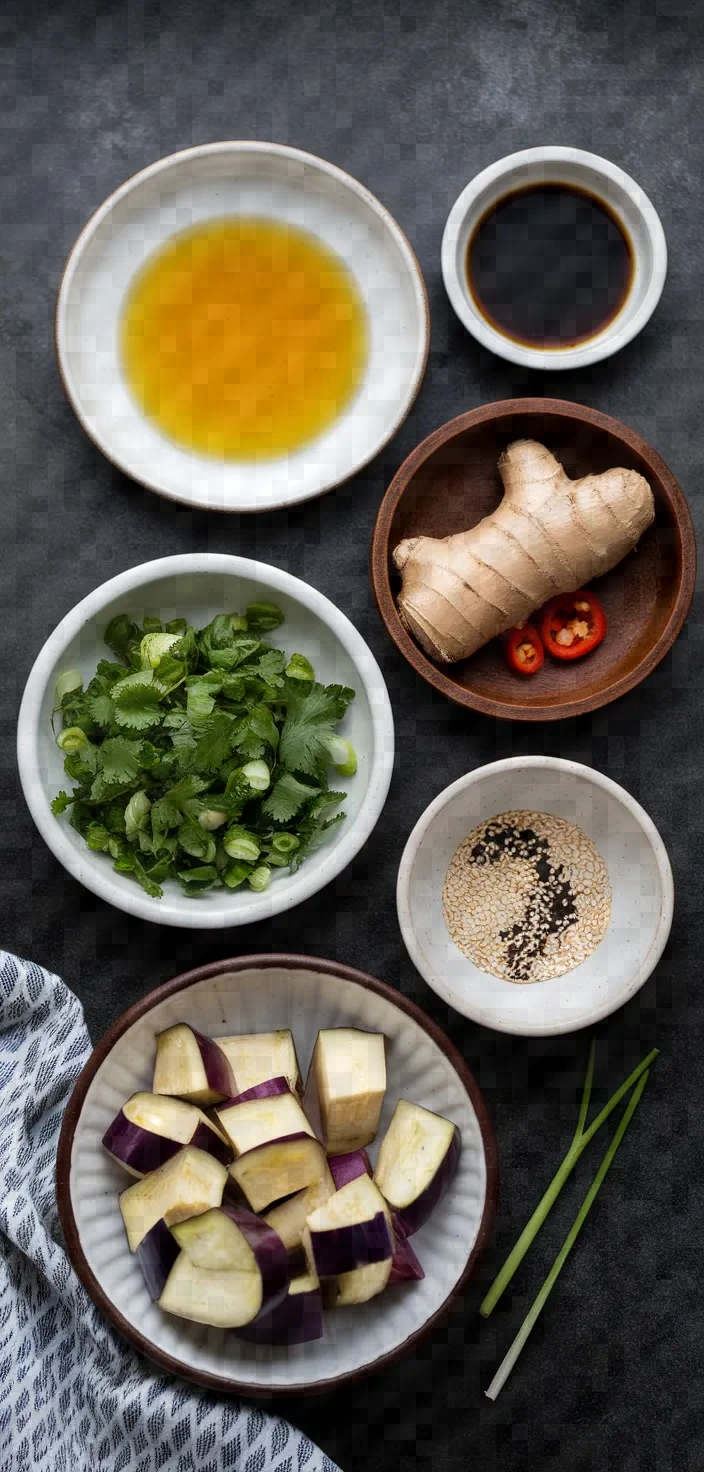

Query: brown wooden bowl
left=56, top=954, right=498, bottom=1397
left=371, top=399, right=696, bottom=722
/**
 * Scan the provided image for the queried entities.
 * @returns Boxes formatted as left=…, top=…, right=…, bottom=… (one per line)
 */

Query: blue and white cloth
left=0, top=953, right=340, bottom=1472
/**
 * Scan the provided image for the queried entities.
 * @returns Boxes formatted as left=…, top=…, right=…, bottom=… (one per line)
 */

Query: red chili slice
left=540, top=590, right=607, bottom=661
left=504, top=625, right=544, bottom=676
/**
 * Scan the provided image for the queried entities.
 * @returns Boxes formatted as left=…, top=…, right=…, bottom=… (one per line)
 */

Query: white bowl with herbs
left=18, top=555, right=394, bottom=927
left=397, top=757, right=673, bottom=1037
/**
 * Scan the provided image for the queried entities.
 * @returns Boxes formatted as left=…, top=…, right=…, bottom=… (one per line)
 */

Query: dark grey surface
left=3, top=1, right=700, bottom=1468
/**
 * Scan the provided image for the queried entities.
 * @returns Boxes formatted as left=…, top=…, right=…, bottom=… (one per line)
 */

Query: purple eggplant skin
left=237, top=1283, right=324, bottom=1345
left=102, top=1112, right=233, bottom=1175
left=388, top=1223, right=425, bottom=1284
left=218, top=1076, right=291, bottom=1109
left=191, top=1027, right=236, bottom=1099
left=307, top=1211, right=393, bottom=1278
left=327, top=1149, right=372, bottom=1191
left=136, top=1219, right=180, bottom=1301
left=389, top=1125, right=461, bottom=1239
left=219, top=1204, right=290, bottom=1319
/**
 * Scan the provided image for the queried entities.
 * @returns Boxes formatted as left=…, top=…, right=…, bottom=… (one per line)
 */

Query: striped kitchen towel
left=0, top=952, right=339, bottom=1472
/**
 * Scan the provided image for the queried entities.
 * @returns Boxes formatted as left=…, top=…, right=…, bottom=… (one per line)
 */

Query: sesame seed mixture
left=442, top=810, right=611, bottom=984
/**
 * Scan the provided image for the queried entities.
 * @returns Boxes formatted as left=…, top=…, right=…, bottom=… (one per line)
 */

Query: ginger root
left=393, top=439, right=655, bottom=664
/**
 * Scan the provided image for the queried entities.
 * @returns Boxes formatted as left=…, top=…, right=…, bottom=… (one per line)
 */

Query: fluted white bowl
left=18, top=554, right=394, bottom=928
left=56, top=956, right=497, bottom=1395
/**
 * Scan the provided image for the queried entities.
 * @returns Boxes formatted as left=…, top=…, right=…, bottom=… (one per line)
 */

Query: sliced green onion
left=55, top=670, right=83, bottom=702
left=241, top=759, right=270, bottom=793
left=124, top=790, right=151, bottom=842
left=286, top=653, right=315, bottom=682
left=248, top=864, right=272, bottom=891
left=223, top=825, right=261, bottom=863
left=222, top=860, right=253, bottom=889
left=198, top=809, right=228, bottom=831
left=271, top=832, right=300, bottom=855
left=56, top=726, right=90, bottom=755
left=140, top=632, right=181, bottom=669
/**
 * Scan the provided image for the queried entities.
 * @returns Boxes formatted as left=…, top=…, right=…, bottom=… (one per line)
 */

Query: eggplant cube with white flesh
left=263, top=1159, right=336, bottom=1254
left=153, top=1023, right=234, bottom=1107
left=215, top=1082, right=314, bottom=1157
left=159, top=1205, right=290, bottom=1329
left=214, top=1029, right=301, bottom=1095
left=303, top=1172, right=394, bottom=1309
left=373, top=1099, right=461, bottom=1237
left=231, top=1132, right=329, bottom=1214
left=102, top=1091, right=233, bottom=1177
left=119, top=1145, right=228, bottom=1252
left=303, top=1028, right=386, bottom=1154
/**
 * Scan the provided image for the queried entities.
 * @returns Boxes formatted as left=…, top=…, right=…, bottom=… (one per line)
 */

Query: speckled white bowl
left=397, top=757, right=673, bottom=1037
left=56, top=955, right=498, bottom=1395
left=56, top=141, right=429, bottom=512
left=17, top=554, right=394, bottom=928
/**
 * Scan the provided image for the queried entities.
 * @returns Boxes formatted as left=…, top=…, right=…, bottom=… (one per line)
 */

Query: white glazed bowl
left=56, top=955, right=497, bottom=1394
left=56, top=142, right=429, bottom=512
left=18, top=555, right=394, bottom=928
left=441, top=146, right=667, bottom=371
left=397, top=758, right=673, bottom=1037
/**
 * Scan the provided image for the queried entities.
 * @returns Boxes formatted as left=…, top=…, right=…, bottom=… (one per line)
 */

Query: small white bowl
left=397, top=757, right=673, bottom=1037
left=57, top=955, right=497, bottom=1394
left=56, top=142, right=429, bottom=513
left=441, top=146, right=667, bottom=371
left=17, top=554, right=394, bottom=928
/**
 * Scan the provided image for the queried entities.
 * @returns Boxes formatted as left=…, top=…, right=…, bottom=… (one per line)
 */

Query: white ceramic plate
left=56, top=956, right=497, bottom=1395
left=17, top=554, right=394, bottom=928
left=397, top=757, right=673, bottom=1037
left=56, top=142, right=429, bottom=512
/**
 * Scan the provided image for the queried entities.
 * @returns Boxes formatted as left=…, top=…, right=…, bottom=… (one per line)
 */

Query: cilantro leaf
left=51, top=790, right=73, bottom=816
left=279, top=682, right=356, bottom=776
left=111, top=671, right=163, bottom=731
left=177, top=816, right=216, bottom=863
left=104, top=614, right=142, bottom=662
left=262, top=772, right=321, bottom=823
left=189, top=712, right=235, bottom=771
left=88, top=694, right=115, bottom=728
left=94, top=736, right=144, bottom=786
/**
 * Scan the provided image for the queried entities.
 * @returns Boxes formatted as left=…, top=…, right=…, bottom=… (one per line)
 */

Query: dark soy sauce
left=467, top=184, right=633, bottom=349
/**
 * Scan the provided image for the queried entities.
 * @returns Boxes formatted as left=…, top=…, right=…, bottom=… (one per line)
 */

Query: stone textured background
left=3, top=1, right=700, bottom=1468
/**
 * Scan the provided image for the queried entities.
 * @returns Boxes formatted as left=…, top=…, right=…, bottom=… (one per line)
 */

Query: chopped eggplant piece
left=214, top=1030, right=301, bottom=1095
left=215, top=1089, right=314, bottom=1158
left=230, top=1133, right=328, bottom=1214
left=153, top=1023, right=234, bottom=1106
left=102, top=1091, right=233, bottom=1176
left=389, top=1225, right=425, bottom=1284
left=324, top=1257, right=393, bottom=1308
left=303, top=1028, right=386, bottom=1154
left=220, top=1076, right=291, bottom=1107
left=327, top=1148, right=372, bottom=1191
left=263, top=1161, right=336, bottom=1253
left=136, top=1218, right=180, bottom=1301
left=303, top=1174, right=393, bottom=1279
left=160, top=1205, right=289, bottom=1329
left=119, top=1146, right=228, bottom=1252
left=238, top=1270, right=324, bottom=1345
left=373, top=1099, right=461, bottom=1237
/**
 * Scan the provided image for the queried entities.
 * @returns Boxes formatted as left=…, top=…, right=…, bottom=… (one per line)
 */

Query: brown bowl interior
left=372, top=402, right=696, bottom=721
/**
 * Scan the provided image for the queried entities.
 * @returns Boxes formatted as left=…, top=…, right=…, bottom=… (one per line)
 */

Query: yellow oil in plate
left=120, top=216, right=368, bottom=461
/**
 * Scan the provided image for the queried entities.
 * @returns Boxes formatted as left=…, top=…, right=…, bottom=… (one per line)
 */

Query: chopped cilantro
left=50, top=604, right=357, bottom=900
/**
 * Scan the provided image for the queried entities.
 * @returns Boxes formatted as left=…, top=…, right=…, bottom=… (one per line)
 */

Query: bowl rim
left=441, top=145, right=668, bottom=370
left=369, top=396, right=697, bottom=722
left=54, top=139, right=431, bottom=514
left=396, top=756, right=675, bottom=1037
left=17, top=553, right=395, bottom=927
left=55, top=952, right=499, bottom=1396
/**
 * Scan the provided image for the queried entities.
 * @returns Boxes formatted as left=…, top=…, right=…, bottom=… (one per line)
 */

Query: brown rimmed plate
left=370, top=398, right=696, bottom=722
left=56, top=954, right=498, bottom=1397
